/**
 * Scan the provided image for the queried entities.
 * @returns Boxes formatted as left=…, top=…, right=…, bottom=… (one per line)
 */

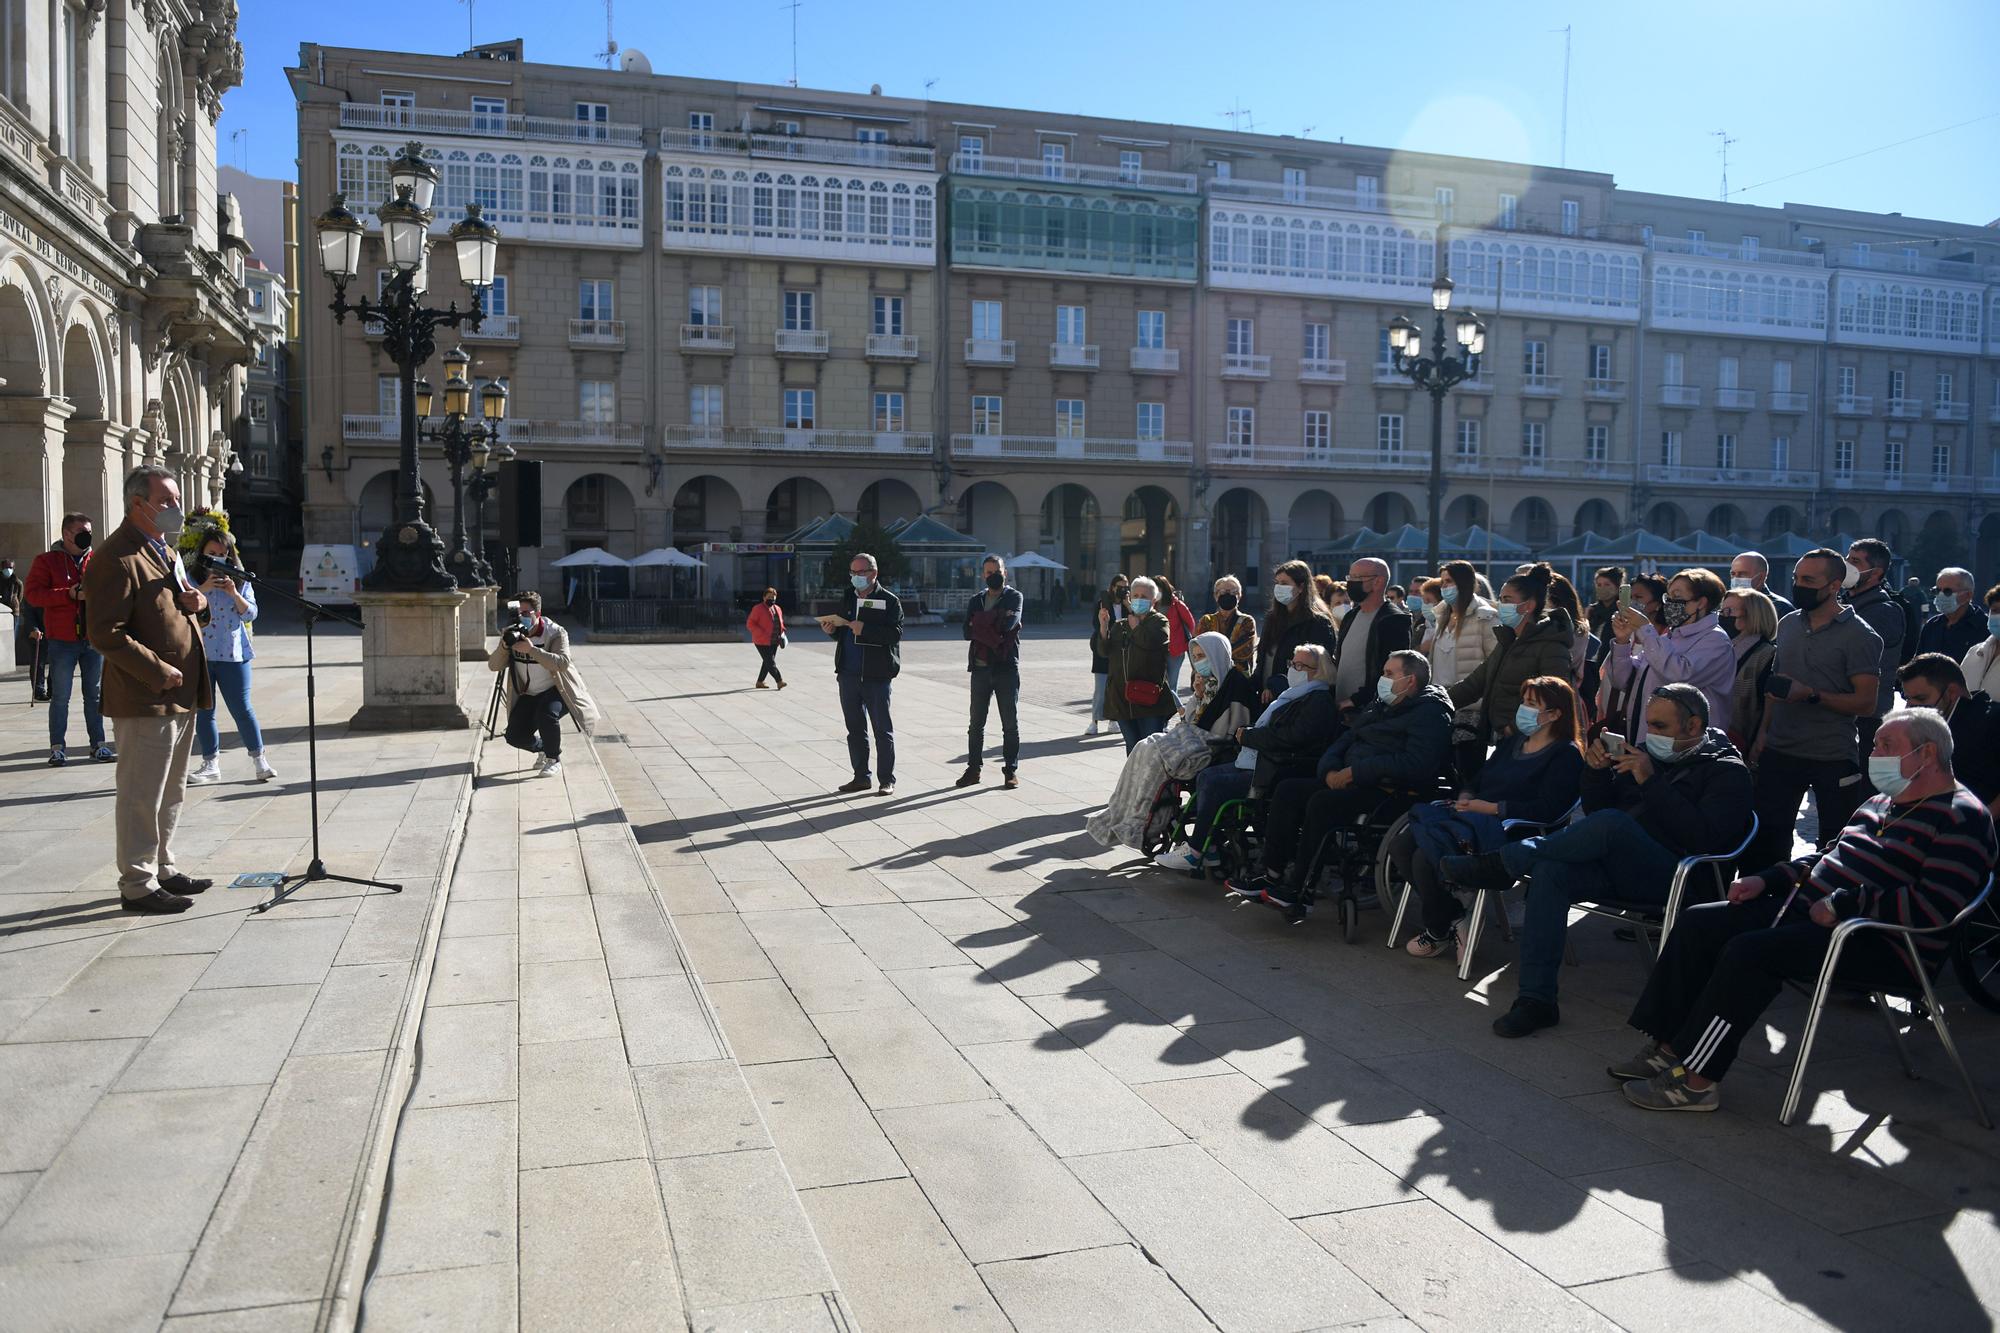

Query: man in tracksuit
left=959, top=554, right=1024, bottom=790
left=827, top=551, right=903, bottom=796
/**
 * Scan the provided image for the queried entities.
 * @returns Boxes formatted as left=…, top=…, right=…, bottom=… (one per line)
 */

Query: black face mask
left=1791, top=582, right=1825, bottom=614
left=1345, top=577, right=1370, bottom=602
left=72, top=529, right=92, bottom=551
left=1718, top=612, right=1739, bottom=639
left=985, top=572, right=1004, bottom=590
left=1216, top=592, right=1238, bottom=612
left=764, top=595, right=776, bottom=604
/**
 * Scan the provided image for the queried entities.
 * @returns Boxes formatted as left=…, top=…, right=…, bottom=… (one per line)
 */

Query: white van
left=299, top=544, right=374, bottom=606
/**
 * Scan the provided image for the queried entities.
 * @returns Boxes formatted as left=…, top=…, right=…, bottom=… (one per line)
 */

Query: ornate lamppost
left=312, top=142, right=501, bottom=591
left=1386, top=273, right=1486, bottom=574
left=412, top=345, right=508, bottom=588
left=465, top=430, right=513, bottom=588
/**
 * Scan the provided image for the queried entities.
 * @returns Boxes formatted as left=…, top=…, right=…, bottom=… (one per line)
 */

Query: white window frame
left=1377, top=413, right=1404, bottom=458
left=1304, top=321, right=1330, bottom=361
left=971, top=299, right=1003, bottom=341
left=1560, top=199, right=1580, bottom=236
left=1055, top=398, right=1086, bottom=438
left=246, top=396, right=268, bottom=426
left=1055, top=305, right=1087, bottom=346
left=1355, top=174, right=1381, bottom=210
left=470, top=96, right=507, bottom=131
left=1772, top=358, right=1793, bottom=393
left=1932, top=443, right=1951, bottom=479
left=1498, top=193, right=1518, bottom=230
left=1521, top=421, right=1546, bottom=462
left=1771, top=435, right=1790, bottom=472
left=1120, top=150, right=1143, bottom=182
left=1283, top=167, right=1306, bottom=203
left=1227, top=406, right=1255, bottom=447
left=1585, top=424, right=1608, bottom=463
left=578, top=278, right=613, bottom=322
left=958, top=134, right=984, bottom=166
left=379, top=90, right=415, bottom=126
left=1717, top=356, right=1739, bottom=390
left=784, top=387, right=816, bottom=430
left=1136, top=401, right=1165, bottom=441
left=579, top=380, right=616, bottom=424
left=1136, top=309, right=1165, bottom=349
left=1834, top=439, right=1855, bottom=476
left=1884, top=439, right=1904, bottom=477
left=1662, top=351, right=1685, bottom=386
left=1040, top=141, right=1066, bottom=180
left=1741, top=235, right=1760, bottom=260
left=1589, top=343, right=1611, bottom=380
left=783, top=289, right=816, bottom=331
left=1717, top=433, right=1737, bottom=470
left=687, top=110, right=713, bottom=149
left=1838, top=365, right=1857, bottom=397
left=576, top=102, right=610, bottom=141
left=1523, top=339, right=1548, bottom=381
left=971, top=394, right=1003, bottom=435
left=873, top=391, right=906, bottom=434
left=377, top=375, right=401, bottom=415
left=873, top=294, right=904, bottom=337
left=1434, top=186, right=1454, bottom=222
left=1661, top=430, right=1682, bottom=467
left=1455, top=418, right=1481, bottom=459
left=1935, top=371, right=1954, bottom=406
left=1226, top=317, right=1255, bottom=357
left=689, top=384, right=723, bottom=429
left=1303, top=409, right=1331, bottom=453
left=688, top=285, right=721, bottom=325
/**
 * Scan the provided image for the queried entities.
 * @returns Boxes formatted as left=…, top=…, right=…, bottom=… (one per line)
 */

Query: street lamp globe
left=389, top=142, right=439, bottom=212
left=479, top=377, right=509, bottom=423
left=470, top=434, right=491, bottom=471
left=313, top=194, right=364, bottom=283
left=377, top=188, right=430, bottom=273
left=1387, top=315, right=1418, bottom=354
left=1468, top=322, right=1487, bottom=357
left=448, top=204, right=501, bottom=291
left=442, top=363, right=473, bottom=421
left=1430, top=275, right=1454, bottom=312
left=412, top=376, right=435, bottom=419
left=1454, top=310, right=1481, bottom=349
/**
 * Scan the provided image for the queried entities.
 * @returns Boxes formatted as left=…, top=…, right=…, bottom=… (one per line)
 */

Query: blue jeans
left=1165, top=654, right=1185, bottom=693
left=839, top=674, right=895, bottom=783
left=1190, top=765, right=1254, bottom=849
left=1117, top=713, right=1167, bottom=752
left=1091, top=673, right=1108, bottom=722
left=1503, top=808, right=1681, bottom=1003
left=968, top=664, right=1019, bottom=773
left=46, top=637, right=104, bottom=750
left=197, top=659, right=265, bottom=759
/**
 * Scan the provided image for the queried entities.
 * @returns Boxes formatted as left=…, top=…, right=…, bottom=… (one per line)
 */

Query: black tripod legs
left=256, top=861, right=404, bottom=913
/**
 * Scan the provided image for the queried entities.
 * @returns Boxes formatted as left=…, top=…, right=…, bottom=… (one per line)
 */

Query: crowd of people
left=1087, top=542, right=2000, bottom=1117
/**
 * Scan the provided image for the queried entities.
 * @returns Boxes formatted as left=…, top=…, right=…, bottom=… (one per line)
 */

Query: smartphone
left=1764, top=673, right=1796, bottom=700
left=1600, top=732, right=1626, bottom=757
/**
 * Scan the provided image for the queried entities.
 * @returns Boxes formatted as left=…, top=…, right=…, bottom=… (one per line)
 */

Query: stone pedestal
left=459, top=585, right=495, bottom=662
left=349, top=590, right=470, bottom=731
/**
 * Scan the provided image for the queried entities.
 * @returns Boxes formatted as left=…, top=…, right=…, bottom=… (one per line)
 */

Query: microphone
left=195, top=553, right=253, bottom=584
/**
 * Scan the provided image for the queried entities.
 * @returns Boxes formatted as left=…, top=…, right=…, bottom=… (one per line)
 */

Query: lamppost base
left=458, top=584, right=495, bottom=662
left=349, top=589, right=471, bottom=732
left=361, top=519, right=456, bottom=593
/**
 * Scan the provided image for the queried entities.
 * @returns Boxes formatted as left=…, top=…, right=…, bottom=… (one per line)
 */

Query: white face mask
left=1286, top=666, right=1309, bottom=689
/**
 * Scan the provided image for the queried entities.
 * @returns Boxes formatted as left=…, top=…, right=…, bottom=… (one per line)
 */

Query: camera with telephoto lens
left=501, top=600, right=533, bottom=645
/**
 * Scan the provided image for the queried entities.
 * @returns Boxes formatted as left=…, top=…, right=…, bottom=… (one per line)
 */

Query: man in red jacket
left=25, top=513, right=112, bottom=765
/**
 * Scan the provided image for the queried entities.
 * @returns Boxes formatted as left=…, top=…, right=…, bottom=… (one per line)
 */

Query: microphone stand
left=199, top=557, right=402, bottom=913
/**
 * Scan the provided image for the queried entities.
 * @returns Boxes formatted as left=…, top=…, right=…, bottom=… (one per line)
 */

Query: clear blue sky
left=223, top=0, right=1998, bottom=225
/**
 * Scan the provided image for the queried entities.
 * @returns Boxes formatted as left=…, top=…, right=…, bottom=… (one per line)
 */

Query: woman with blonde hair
left=1721, top=586, right=1779, bottom=753
left=1199, top=574, right=1258, bottom=673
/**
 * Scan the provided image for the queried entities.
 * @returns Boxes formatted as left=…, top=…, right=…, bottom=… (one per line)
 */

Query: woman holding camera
left=187, top=523, right=275, bottom=784
left=746, top=587, right=787, bottom=690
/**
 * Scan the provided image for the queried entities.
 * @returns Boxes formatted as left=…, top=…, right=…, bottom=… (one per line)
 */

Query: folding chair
left=1780, top=875, right=1994, bottom=1129
left=1568, top=815, right=1760, bottom=961
left=1452, top=801, right=1585, bottom=983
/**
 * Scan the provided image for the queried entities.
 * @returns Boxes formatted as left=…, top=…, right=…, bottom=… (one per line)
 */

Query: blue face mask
left=850, top=573, right=873, bottom=591
left=1868, top=751, right=1921, bottom=800
left=1989, top=612, right=2000, bottom=637
left=1439, top=585, right=1459, bottom=605
left=1643, top=732, right=1684, bottom=763
left=1192, top=656, right=1216, bottom=677
left=1127, top=597, right=1153, bottom=616
left=1376, top=675, right=1398, bottom=704
left=1514, top=703, right=1543, bottom=736
left=1496, top=602, right=1522, bottom=628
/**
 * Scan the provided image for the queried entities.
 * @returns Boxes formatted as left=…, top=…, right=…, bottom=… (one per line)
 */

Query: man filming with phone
left=486, top=590, right=598, bottom=778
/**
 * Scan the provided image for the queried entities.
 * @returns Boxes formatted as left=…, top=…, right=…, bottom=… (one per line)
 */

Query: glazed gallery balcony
left=660, top=156, right=939, bottom=266
left=949, top=433, right=1192, bottom=465
left=948, top=181, right=1200, bottom=282
left=663, top=426, right=933, bottom=456
left=335, top=139, right=645, bottom=248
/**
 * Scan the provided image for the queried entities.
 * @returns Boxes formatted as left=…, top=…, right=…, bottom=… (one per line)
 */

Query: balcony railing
left=774, top=328, right=830, bottom=356
left=1521, top=374, right=1563, bottom=397
left=662, top=127, right=936, bottom=170
left=1049, top=342, right=1101, bottom=370
left=950, top=433, right=1192, bottom=464
left=1207, top=177, right=1433, bottom=218
left=462, top=315, right=520, bottom=342
left=1645, top=235, right=1825, bottom=269
left=964, top=337, right=1016, bottom=365
left=1714, top=387, right=1757, bottom=410
left=1211, top=441, right=1428, bottom=473
left=1660, top=384, right=1702, bottom=407
left=1769, top=391, right=1809, bottom=413
left=1934, top=400, right=1969, bottom=422
left=342, top=414, right=398, bottom=440
left=663, top=425, right=933, bottom=456
left=1833, top=394, right=1874, bottom=416
left=1460, top=455, right=1621, bottom=481
left=1886, top=397, right=1925, bottom=420
left=1299, top=357, right=1347, bottom=383
left=1833, top=248, right=1984, bottom=281
left=1130, top=346, right=1179, bottom=373
left=865, top=333, right=920, bottom=360
left=680, top=323, right=735, bottom=353
left=1829, top=468, right=1955, bottom=493
left=1645, top=464, right=1816, bottom=489
left=948, top=152, right=1197, bottom=194
left=568, top=319, right=626, bottom=348
left=339, top=101, right=645, bottom=146
left=1222, top=352, right=1271, bottom=379
left=1372, top=362, right=1406, bottom=386
left=1584, top=378, right=1627, bottom=401
left=505, top=419, right=644, bottom=447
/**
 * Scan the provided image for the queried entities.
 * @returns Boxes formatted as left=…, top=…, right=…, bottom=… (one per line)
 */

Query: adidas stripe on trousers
left=1627, top=892, right=1912, bottom=1081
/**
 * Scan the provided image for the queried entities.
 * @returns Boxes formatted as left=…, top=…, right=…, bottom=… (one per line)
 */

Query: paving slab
left=808, top=1005, right=996, bottom=1110
left=745, top=1058, right=907, bottom=1188
left=635, top=1059, right=773, bottom=1159
left=519, top=1158, right=682, bottom=1331
left=657, top=1149, right=839, bottom=1311
left=518, top=1035, right=648, bottom=1169
left=0, top=1039, right=142, bottom=1172
left=960, top=1037, right=1184, bottom=1156
left=978, top=1244, right=1215, bottom=1333
left=801, top=1178, right=1008, bottom=1333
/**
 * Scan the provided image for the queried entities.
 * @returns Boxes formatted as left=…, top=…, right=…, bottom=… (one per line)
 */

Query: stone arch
left=1039, top=482, right=1102, bottom=597
left=955, top=480, right=1020, bottom=559
left=670, top=473, right=743, bottom=541
left=858, top=477, right=924, bottom=529
left=1211, top=486, right=1270, bottom=587
left=562, top=473, right=638, bottom=557
left=1511, top=496, right=1556, bottom=548
left=1827, top=507, right=1864, bottom=540
left=1644, top=501, right=1687, bottom=540
left=0, top=266, right=48, bottom=397
left=1123, top=484, right=1181, bottom=584
left=1362, top=490, right=1417, bottom=532
left=1574, top=498, right=1619, bottom=537
left=59, top=319, right=105, bottom=419
left=358, top=469, right=436, bottom=536
left=765, top=475, right=835, bottom=536
left=1877, top=509, right=1909, bottom=551
left=1705, top=504, right=1747, bottom=539
left=1977, top=513, right=2000, bottom=589
left=1444, top=494, right=1487, bottom=533
left=1763, top=505, right=1805, bottom=539
left=1288, top=488, right=1342, bottom=550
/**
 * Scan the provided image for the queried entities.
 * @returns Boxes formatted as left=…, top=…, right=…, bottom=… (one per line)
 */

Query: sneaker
left=1607, top=1040, right=1674, bottom=1082
left=1261, top=880, right=1302, bottom=910
left=1084, top=721, right=1100, bottom=737
left=836, top=776, right=872, bottom=794
left=251, top=752, right=277, bottom=782
left=1405, top=930, right=1454, bottom=959
left=1491, top=996, right=1560, bottom=1039
left=186, top=757, right=221, bottom=785
left=47, top=747, right=65, bottom=767
left=530, top=755, right=549, bottom=774
left=1441, top=850, right=1515, bottom=895
left=1154, top=844, right=1199, bottom=872
left=1002, top=771, right=1019, bottom=789
left=1223, top=871, right=1273, bottom=901
left=92, top=744, right=116, bottom=762
left=955, top=767, right=982, bottom=788
left=538, top=759, right=564, bottom=778
left=877, top=782, right=895, bottom=797
left=1622, top=1065, right=1719, bottom=1113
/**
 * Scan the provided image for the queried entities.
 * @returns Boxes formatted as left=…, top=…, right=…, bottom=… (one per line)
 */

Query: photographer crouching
left=487, top=591, right=598, bottom=777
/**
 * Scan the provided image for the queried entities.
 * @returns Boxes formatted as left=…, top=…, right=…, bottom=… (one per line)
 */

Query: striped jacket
left=1779, top=785, right=1997, bottom=974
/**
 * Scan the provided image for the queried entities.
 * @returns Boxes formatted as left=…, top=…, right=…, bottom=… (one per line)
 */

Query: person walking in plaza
left=1155, top=574, right=1200, bottom=693
left=1102, top=575, right=1176, bottom=752
left=83, top=467, right=213, bottom=914
left=1917, top=567, right=1984, bottom=665
left=1729, top=551, right=1795, bottom=619
left=746, top=586, right=787, bottom=690
left=186, top=517, right=276, bottom=784
left=26, top=512, right=112, bottom=766
left=825, top=552, right=903, bottom=795
left=960, top=554, right=1023, bottom=789
left=1964, top=583, right=2000, bottom=699
left=1844, top=538, right=1905, bottom=765
left=1198, top=575, right=1257, bottom=674
left=1086, top=573, right=1130, bottom=737
left=488, top=591, right=598, bottom=778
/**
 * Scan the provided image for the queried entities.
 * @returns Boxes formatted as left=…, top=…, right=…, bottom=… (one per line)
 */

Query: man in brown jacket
left=84, top=465, right=215, bottom=913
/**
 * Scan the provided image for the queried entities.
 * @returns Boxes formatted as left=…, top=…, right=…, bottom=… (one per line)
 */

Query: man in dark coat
left=824, top=551, right=903, bottom=796
left=960, top=554, right=1024, bottom=789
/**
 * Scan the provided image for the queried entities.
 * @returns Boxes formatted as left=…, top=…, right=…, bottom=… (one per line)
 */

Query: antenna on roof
left=924, top=77, right=938, bottom=98
left=1712, top=129, right=1737, bottom=200
left=229, top=127, right=247, bottom=173
left=780, top=0, right=801, bottom=87
left=1553, top=24, right=1571, bottom=167
left=596, top=0, right=618, bottom=70
left=1219, top=99, right=1255, bottom=133
left=1300, top=125, right=1316, bottom=138
left=458, top=0, right=475, bottom=49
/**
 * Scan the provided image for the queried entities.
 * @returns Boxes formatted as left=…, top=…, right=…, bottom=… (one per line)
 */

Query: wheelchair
left=1139, top=776, right=1194, bottom=858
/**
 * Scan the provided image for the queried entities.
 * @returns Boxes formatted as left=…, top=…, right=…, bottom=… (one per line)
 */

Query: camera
left=501, top=600, right=533, bottom=645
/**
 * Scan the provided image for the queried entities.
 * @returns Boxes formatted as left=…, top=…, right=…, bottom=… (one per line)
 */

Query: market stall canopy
left=883, top=514, right=985, bottom=551
left=630, top=547, right=705, bottom=568
left=1674, top=529, right=1744, bottom=560
left=1445, top=525, right=1532, bottom=556
left=551, top=547, right=631, bottom=568
left=1008, top=551, right=1068, bottom=571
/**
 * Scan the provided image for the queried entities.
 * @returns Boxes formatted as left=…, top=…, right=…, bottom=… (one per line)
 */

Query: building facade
left=292, top=39, right=2000, bottom=605
left=0, top=0, right=253, bottom=568
left=222, top=258, right=301, bottom=564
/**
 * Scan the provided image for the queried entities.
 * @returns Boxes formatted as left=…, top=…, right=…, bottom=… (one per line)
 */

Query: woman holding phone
left=185, top=515, right=276, bottom=784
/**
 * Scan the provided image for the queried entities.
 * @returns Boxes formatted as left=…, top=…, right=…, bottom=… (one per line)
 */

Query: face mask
left=1989, top=612, right=2000, bottom=637
left=1661, top=597, right=1692, bottom=629
left=1439, top=585, right=1458, bottom=606
left=1514, top=703, right=1543, bottom=736
left=1421, top=602, right=1438, bottom=621
left=1644, top=732, right=1686, bottom=763
left=1216, top=592, right=1238, bottom=611
left=72, top=530, right=93, bottom=551
left=1192, top=656, right=1215, bottom=677
left=1286, top=667, right=1309, bottom=689
left=1730, top=576, right=1754, bottom=590
left=1718, top=613, right=1740, bottom=639
left=1596, top=586, right=1618, bottom=603
left=1868, top=750, right=1922, bottom=800
left=153, top=504, right=184, bottom=539
left=1791, top=582, right=1824, bottom=614
left=1345, top=578, right=1370, bottom=602
left=1496, top=602, right=1522, bottom=628
left=1127, top=597, right=1153, bottom=615
left=1329, top=603, right=1350, bottom=623
left=1933, top=592, right=1959, bottom=615
left=850, top=573, right=872, bottom=591
left=1376, top=676, right=1398, bottom=704
left=764, top=595, right=776, bottom=604
left=986, top=572, right=1005, bottom=590
left=1272, top=583, right=1295, bottom=606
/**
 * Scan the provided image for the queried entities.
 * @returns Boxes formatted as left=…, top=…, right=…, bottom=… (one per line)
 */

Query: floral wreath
left=178, top=506, right=232, bottom=555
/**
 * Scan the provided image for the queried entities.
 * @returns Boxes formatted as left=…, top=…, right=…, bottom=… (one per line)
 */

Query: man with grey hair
left=1917, top=566, right=1984, bottom=664
left=1729, top=550, right=1794, bottom=619
left=1617, top=706, right=1996, bottom=1112
left=959, top=553, right=1024, bottom=789
left=83, top=465, right=214, bottom=913
left=821, top=550, right=902, bottom=796
left=1332, top=556, right=1412, bottom=718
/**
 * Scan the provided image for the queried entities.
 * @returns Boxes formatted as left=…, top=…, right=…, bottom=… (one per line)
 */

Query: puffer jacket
left=1104, top=611, right=1175, bottom=722
left=1428, top=598, right=1499, bottom=689
left=1239, top=685, right=1339, bottom=791
left=1447, top=609, right=1577, bottom=741
left=1316, top=683, right=1454, bottom=790
left=1579, top=726, right=1753, bottom=858
left=1255, top=609, right=1337, bottom=697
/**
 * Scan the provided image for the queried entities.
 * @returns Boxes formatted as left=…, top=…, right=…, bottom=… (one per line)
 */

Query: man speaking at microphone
left=84, top=466, right=215, bottom=914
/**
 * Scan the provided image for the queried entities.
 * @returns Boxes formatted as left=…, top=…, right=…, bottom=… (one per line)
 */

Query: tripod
left=212, top=563, right=403, bottom=913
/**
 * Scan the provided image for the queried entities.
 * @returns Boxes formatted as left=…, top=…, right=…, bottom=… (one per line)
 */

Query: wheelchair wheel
left=1139, top=792, right=1183, bottom=857
left=1951, top=899, right=2000, bottom=1012
left=1340, top=894, right=1359, bottom=943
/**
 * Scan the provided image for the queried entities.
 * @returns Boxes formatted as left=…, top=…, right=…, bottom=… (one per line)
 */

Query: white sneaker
left=538, top=759, right=563, bottom=778
left=1085, top=721, right=1100, bottom=737
left=1154, top=844, right=1197, bottom=871
left=187, top=757, right=221, bottom=785
left=251, top=752, right=278, bottom=782
left=530, top=754, right=549, bottom=773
